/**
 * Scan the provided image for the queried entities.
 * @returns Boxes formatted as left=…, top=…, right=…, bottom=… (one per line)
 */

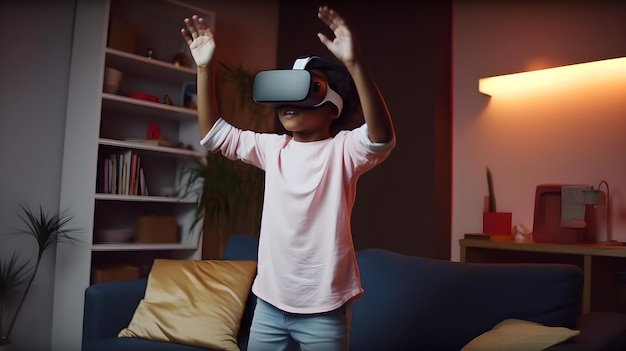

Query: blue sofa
left=82, top=235, right=626, bottom=351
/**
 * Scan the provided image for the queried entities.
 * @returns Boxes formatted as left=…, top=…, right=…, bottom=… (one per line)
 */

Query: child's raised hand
left=181, top=15, right=215, bottom=68
left=316, top=6, right=358, bottom=65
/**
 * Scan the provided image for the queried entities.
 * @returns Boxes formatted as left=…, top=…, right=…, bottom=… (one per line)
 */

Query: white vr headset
left=252, top=56, right=344, bottom=116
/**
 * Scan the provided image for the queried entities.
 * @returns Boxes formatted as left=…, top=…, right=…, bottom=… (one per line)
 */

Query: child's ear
left=327, top=105, right=339, bottom=119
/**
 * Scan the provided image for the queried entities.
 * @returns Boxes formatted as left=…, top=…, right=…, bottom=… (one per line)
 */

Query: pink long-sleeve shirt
left=201, top=118, right=395, bottom=313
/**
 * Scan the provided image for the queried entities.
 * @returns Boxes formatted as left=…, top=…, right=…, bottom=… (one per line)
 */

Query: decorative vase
left=483, top=211, right=512, bottom=239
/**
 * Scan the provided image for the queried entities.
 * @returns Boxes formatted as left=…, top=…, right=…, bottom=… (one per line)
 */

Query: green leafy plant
left=486, top=167, right=496, bottom=212
left=180, top=62, right=274, bottom=247
left=181, top=152, right=265, bottom=236
left=0, top=205, right=79, bottom=346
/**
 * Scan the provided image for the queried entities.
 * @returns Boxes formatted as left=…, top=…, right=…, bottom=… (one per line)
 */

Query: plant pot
left=483, top=212, right=512, bottom=238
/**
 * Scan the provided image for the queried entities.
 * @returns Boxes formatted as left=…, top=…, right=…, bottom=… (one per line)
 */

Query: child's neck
left=292, top=130, right=331, bottom=142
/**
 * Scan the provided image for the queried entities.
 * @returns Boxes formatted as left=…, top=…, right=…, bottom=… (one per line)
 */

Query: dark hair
left=303, top=56, right=359, bottom=134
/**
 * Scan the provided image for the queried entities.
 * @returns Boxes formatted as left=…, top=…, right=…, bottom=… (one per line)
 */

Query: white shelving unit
left=52, top=0, right=215, bottom=349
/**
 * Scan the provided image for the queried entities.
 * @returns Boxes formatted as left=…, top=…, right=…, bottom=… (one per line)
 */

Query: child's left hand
left=317, top=6, right=359, bottom=65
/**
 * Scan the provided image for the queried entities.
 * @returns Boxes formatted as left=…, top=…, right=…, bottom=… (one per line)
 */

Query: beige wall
left=453, top=1, right=626, bottom=260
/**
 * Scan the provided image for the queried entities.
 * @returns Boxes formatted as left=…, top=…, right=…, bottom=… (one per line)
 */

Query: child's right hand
left=181, top=15, right=215, bottom=68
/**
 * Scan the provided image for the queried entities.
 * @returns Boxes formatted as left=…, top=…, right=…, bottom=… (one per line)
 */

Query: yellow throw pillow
left=461, top=318, right=580, bottom=351
left=118, top=259, right=257, bottom=351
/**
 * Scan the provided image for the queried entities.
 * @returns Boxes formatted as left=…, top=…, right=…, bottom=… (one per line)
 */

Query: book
left=108, top=154, right=117, bottom=194
left=129, top=153, right=138, bottom=195
left=116, top=154, right=123, bottom=194
left=122, top=150, right=132, bottom=195
left=102, top=158, right=111, bottom=194
left=139, top=168, right=146, bottom=196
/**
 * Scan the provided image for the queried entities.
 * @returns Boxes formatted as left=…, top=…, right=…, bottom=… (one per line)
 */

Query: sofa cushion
left=350, top=249, right=583, bottom=351
left=82, top=278, right=148, bottom=344
left=118, top=259, right=257, bottom=351
left=461, top=318, right=580, bottom=351
left=221, top=234, right=259, bottom=261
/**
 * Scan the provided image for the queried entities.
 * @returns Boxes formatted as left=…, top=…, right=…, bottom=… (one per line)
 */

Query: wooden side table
left=460, top=235, right=626, bottom=314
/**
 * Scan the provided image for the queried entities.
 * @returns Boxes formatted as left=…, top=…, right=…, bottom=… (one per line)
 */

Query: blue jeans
left=247, top=298, right=351, bottom=351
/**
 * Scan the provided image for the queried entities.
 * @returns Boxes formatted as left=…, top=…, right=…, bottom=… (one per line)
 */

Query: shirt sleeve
left=200, top=118, right=232, bottom=152
left=357, top=123, right=396, bottom=153
left=338, top=124, right=395, bottom=176
left=199, top=118, right=282, bottom=170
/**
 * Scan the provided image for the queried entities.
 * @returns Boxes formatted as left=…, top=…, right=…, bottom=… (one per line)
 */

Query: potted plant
left=0, top=254, right=30, bottom=350
left=483, top=167, right=512, bottom=238
left=180, top=62, right=274, bottom=257
left=0, top=205, right=79, bottom=349
left=181, top=149, right=265, bottom=239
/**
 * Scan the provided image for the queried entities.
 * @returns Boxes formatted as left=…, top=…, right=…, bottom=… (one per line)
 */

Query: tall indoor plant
left=483, top=167, right=512, bottom=238
left=180, top=62, right=274, bottom=257
left=0, top=205, right=79, bottom=348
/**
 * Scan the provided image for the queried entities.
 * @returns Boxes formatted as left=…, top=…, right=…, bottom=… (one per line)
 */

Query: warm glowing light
left=479, top=57, right=626, bottom=97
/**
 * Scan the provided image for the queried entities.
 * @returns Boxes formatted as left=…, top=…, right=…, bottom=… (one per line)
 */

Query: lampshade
left=583, top=189, right=600, bottom=205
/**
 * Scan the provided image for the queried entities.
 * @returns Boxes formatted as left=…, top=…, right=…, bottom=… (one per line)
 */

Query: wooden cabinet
left=460, top=236, right=626, bottom=314
left=52, top=1, right=215, bottom=349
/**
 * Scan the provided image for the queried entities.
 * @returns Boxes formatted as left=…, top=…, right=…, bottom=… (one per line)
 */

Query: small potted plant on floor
left=483, top=167, right=512, bottom=239
left=0, top=254, right=30, bottom=350
left=0, top=205, right=79, bottom=349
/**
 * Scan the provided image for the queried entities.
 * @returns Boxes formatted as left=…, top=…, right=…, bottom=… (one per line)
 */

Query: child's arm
left=317, top=6, right=395, bottom=144
left=181, top=15, right=218, bottom=138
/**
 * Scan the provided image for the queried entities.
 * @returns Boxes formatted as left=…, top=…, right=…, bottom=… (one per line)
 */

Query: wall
left=453, top=1, right=626, bottom=260
left=277, top=0, right=453, bottom=259
left=0, top=1, right=75, bottom=349
left=186, top=0, right=279, bottom=73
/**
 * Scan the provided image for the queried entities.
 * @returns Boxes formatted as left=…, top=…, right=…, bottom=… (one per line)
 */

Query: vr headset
left=252, top=56, right=343, bottom=116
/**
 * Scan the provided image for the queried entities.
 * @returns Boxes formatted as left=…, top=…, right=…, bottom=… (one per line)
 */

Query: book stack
left=98, top=151, right=148, bottom=195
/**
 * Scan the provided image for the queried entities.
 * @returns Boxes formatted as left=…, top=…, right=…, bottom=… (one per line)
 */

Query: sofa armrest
left=546, top=312, right=626, bottom=351
left=82, top=279, right=147, bottom=344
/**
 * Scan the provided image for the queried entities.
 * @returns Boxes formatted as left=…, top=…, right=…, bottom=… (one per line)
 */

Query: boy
left=182, top=6, right=395, bottom=350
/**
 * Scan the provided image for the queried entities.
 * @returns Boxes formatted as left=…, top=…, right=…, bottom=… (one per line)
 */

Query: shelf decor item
left=135, top=216, right=177, bottom=243
left=0, top=205, right=79, bottom=348
left=483, top=167, right=512, bottom=238
left=103, top=67, right=122, bottom=94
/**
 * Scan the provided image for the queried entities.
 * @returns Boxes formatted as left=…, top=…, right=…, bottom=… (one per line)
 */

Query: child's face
left=276, top=103, right=338, bottom=142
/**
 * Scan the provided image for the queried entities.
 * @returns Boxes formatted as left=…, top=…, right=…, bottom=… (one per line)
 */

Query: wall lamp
left=479, top=56, right=626, bottom=97
left=583, top=180, right=610, bottom=242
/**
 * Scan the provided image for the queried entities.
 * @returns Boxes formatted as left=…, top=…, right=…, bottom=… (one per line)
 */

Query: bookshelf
left=52, top=0, right=215, bottom=349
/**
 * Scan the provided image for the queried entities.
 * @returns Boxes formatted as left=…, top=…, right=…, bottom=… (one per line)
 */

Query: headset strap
left=292, top=56, right=319, bottom=69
